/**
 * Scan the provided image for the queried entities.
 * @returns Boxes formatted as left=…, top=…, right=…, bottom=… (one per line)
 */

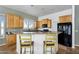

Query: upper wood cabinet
left=59, top=15, right=72, bottom=23
left=6, top=14, right=14, bottom=29
left=14, top=15, right=20, bottom=28
left=42, top=19, right=48, bottom=24
left=6, top=14, right=23, bottom=29
left=36, top=21, right=39, bottom=29
left=36, top=18, right=52, bottom=29
left=48, top=19, right=52, bottom=28
left=42, top=19, right=52, bottom=28
left=19, top=16, right=23, bottom=28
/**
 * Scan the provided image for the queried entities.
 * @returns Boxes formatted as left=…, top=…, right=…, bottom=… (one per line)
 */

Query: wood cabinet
left=42, top=19, right=52, bottom=28
left=36, top=20, right=43, bottom=29
left=36, top=21, right=39, bottom=29
left=6, top=14, right=14, bottom=28
left=19, top=16, right=23, bottom=28
left=6, top=34, right=16, bottom=45
left=42, top=19, right=48, bottom=24
left=6, top=14, right=23, bottom=29
left=48, top=19, right=52, bottom=28
left=14, top=15, right=20, bottom=28
left=59, top=15, right=72, bottom=23
left=36, top=18, right=52, bottom=29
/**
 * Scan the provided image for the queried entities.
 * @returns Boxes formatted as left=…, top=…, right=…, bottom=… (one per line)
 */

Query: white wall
left=75, top=6, right=79, bottom=46
left=38, top=9, right=72, bottom=31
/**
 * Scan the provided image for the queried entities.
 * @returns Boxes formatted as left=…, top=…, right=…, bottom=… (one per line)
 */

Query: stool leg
left=32, top=45, right=34, bottom=54
left=51, top=47, right=52, bottom=54
left=24, top=48, right=26, bottom=54
left=45, top=45, right=46, bottom=54
left=30, top=46, right=31, bottom=54
left=20, top=47, right=22, bottom=54
left=43, top=44, right=45, bottom=54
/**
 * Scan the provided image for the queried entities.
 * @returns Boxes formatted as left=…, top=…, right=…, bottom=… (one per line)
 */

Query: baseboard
left=75, top=45, right=79, bottom=47
left=0, top=43, right=6, bottom=46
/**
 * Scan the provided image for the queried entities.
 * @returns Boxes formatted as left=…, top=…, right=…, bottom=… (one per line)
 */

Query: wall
left=75, top=6, right=79, bottom=45
left=38, top=9, right=72, bottom=32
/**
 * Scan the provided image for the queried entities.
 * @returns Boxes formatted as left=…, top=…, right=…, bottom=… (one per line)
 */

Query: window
left=24, top=19, right=35, bottom=30
left=0, top=16, right=5, bottom=37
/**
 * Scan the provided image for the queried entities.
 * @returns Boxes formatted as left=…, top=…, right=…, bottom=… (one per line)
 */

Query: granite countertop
left=22, top=31, right=57, bottom=34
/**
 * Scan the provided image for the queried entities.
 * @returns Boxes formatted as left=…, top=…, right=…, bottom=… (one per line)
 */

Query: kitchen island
left=16, top=32, right=58, bottom=54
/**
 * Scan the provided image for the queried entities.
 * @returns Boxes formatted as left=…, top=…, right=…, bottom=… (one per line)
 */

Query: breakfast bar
left=16, top=32, right=58, bottom=54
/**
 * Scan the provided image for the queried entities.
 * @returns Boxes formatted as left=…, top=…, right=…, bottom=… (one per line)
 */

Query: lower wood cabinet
left=6, top=34, right=16, bottom=45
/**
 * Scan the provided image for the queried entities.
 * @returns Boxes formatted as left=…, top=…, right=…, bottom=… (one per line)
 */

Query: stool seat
left=44, top=41, right=55, bottom=47
left=21, top=41, right=34, bottom=47
left=46, top=44, right=55, bottom=46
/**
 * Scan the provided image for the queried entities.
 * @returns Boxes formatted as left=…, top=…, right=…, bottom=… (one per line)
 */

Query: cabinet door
left=14, top=15, right=20, bottom=28
left=42, top=19, right=48, bottom=24
left=66, top=16, right=72, bottom=22
left=6, top=34, right=16, bottom=45
left=6, top=14, right=14, bottom=28
left=44, top=19, right=48, bottom=24
left=48, top=20, right=52, bottom=28
left=35, top=21, right=38, bottom=29
left=59, top=16, right=65, bottom=23
left=19, top=16, right=23, bottom=28
left=36, top=21, right=42, bottom=28
left=59, top=15, right=72, bottom=23
left=39, top=21, right=42, bottom=28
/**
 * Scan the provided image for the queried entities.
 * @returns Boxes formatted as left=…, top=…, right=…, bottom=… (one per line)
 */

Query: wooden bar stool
left=19, top=34, right=34, bottom=54
left=43, top=33, right=56, bottom=54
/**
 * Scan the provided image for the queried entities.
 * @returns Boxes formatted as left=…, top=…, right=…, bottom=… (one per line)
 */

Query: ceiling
left=3, top=5, right=72, bottom=17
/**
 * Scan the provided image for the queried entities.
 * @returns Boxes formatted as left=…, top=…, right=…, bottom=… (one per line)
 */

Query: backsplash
left=6, top=29, right=23, bottom=34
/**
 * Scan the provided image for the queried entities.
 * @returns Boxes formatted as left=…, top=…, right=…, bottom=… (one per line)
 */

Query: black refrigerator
left=58, top=22, right=72, bottom=47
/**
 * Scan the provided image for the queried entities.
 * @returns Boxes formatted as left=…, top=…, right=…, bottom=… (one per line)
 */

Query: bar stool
left=43, top=33, right=56, bottom=54
left=19, top=34, right=34, bottom=54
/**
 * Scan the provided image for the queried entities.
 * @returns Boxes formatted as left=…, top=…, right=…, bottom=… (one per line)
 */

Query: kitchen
left=0, top=5, right=72, bottom=54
